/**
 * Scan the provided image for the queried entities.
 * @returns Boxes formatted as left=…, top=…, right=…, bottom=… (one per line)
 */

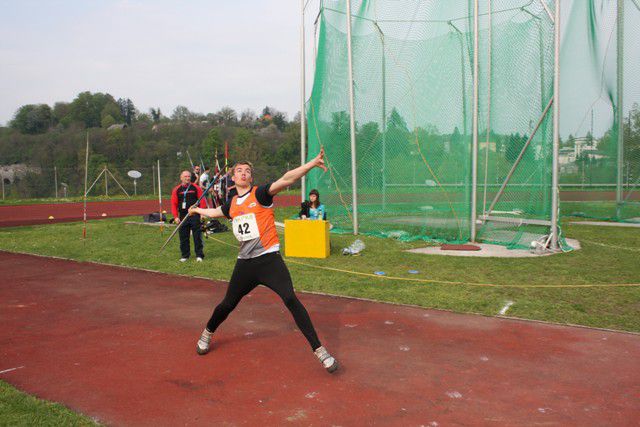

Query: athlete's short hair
left=232, top=161, right=254, bottom=174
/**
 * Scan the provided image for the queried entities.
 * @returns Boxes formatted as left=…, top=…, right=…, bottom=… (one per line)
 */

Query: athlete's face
left=233, top=164, right=253, bottom=187
left=180, top=171, right=191, bottom=185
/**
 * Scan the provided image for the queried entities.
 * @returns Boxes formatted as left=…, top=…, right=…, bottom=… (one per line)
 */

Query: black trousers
left=206, top=252, right=321, bottom=351
left=179, top=215, right=204, bottom=258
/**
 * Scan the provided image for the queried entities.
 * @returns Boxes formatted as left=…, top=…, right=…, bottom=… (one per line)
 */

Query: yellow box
left=284, top=219, right=330, bottom=259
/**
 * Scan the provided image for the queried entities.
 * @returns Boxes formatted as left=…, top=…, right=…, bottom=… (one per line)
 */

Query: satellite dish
left=128, top=170, right=142, bottom=179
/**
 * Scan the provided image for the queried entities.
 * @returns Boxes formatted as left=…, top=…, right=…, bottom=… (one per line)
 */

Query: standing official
left=171, top=170, right=207, bottom=262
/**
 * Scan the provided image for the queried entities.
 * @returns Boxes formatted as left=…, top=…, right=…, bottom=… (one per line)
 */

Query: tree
left=52, top=102, right=71, bottom=127
left=102, top=101, right=123, bottom=125
left=240, top=109, right=256, bottom=128
left=101, top=115, right=116, bottom=128
left=623, top=103, right=640, bottom=177
left=202, top=128, right=222, bottom=164
left=136, top=113, right=152, bottom=125
left=118, top=98, right=136, bottom=125
left=69, top=91, right=119, bottom=129
left=171, top=105, right=193, bottom=122
left=233, top=128, right=260, bottom=165
left=217, top=106, right=237, bottom=126
left=387, top=108, right=409, bottom=132
left=150, top=108, right=162, bottom=123
left=385, top=108, right=410, bottom=150
left=565, top=134, right=576, bottom=148
left=505, top=133, right=529, bottom=163
left=10, top=104, right=53, bottom=134
left=331, top=111, right=350, bottom=135
left=272, top=111, right=287, bottom=131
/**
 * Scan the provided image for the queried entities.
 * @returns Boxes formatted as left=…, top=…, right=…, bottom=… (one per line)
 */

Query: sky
left=0, top=0, right=307, bottom=125
left=1, top=0, right=636, bottom=138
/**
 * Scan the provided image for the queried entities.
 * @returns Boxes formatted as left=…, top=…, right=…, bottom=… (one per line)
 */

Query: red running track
left=0, top=195, right=299, bottom=227
left=1, top=251, right=638, bottom=426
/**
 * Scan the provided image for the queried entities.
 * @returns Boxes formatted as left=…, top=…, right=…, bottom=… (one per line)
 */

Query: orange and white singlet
left=227, top=186, right=280, bottom=259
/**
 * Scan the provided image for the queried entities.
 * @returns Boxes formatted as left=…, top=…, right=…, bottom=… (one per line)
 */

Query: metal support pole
left=152, top=164, right=156, bottom=196
left=537, top=16, right=551, bottom=215
left=346, top=0, right=359, bottom=234
left=300, top=0, right=307, bottom=203
left=104, top=167, right=108, bottom=197
left=482, top=0, right=492, bottom=216
left=382, top=34, right=387, bottom=211
left=157, top=160, right=164, bottom=230
left=54, top=166, right=58, bottom=198
left=550, top=0, right=561, bottom=250
left=471, top=0, right=479, bottom=242
left=83, top=132, right=89, bottom=239
left=106, top=169, right=130, bottom=197
left=539, top=0, right=555, bottom=22
left=1, top=176, right=5, bottom=200
left=85, top=168, right=105, bottom=196
left=374, top=23, right=387, bottom=210
left=616, top=0, right=624, bottom=217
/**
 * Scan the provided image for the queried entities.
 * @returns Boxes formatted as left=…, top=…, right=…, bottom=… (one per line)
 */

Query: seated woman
left=299, top=189, right=326, bottom=220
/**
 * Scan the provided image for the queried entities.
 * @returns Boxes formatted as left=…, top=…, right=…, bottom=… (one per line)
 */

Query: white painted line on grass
left=499, top=300, right=515, bottom=315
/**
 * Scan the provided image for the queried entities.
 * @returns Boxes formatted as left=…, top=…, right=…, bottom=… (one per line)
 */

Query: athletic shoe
left=179, top=258, right=188, bottom=262
left=314, top=346, right=339, bottom=373
left=196, top=257, right=203, bottom=262
left=196, top=329, right=213, bottom=355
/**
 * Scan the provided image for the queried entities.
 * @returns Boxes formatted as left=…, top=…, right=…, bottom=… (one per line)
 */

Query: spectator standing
left=171, top=170, right=207, bottom=262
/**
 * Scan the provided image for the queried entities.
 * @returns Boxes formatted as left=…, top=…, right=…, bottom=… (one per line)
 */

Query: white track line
left=0, top=366, right=25, bottom=374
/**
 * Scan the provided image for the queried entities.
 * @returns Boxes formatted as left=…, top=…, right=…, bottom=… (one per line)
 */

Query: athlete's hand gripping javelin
left=189, top=147, right=327, bottom=220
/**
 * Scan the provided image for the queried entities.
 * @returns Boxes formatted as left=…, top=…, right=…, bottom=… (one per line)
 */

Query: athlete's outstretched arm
left=268, top=148, right=326, bottom=196
left=189, top=206, right=225, bottom=218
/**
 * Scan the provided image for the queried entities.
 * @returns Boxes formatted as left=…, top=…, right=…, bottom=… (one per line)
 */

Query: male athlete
left=189, top=148, right=338, bottom=373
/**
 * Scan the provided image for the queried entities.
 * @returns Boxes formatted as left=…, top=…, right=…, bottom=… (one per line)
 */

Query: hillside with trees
left=0, top=92, right=301, bottom=198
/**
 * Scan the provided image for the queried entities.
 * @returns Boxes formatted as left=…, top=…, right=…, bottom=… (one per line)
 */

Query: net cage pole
left=551, top=0, right=561, bottom=250
left=54, top=166, right=58, bottom=198
left=373, top=23, right=387, bottom=211
left=83, top=132, right=89, bottom=239
left=300, top=0, right=307, bottom=203
left=481, top=0, right=493, bottom=217
left=616, top=0, right=624, bottom=217
left=346, top=0, right=359, bottom=234
left=471, top=0, right=480, bottom=242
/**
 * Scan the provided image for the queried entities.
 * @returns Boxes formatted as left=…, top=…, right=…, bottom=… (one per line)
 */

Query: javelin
left=159, top=175, right=220, bottom=252
left=186, top=150, right=195, bottom=170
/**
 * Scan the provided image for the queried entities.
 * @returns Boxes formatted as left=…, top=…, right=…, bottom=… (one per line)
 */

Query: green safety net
left=560, top=0, right=640, bottom=223
left=305, top=0, right=638, bottom=248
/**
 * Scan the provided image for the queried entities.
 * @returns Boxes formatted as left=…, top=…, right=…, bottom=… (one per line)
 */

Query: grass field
left=0, top=207, right=639, bottom=332
left=0, top=380, right=97, bottom=426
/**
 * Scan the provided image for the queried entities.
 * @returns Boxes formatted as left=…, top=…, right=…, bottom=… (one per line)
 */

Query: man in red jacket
left=171, top=170, right=207, bottom=262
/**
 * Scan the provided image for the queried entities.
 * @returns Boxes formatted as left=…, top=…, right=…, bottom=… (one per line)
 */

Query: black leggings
left=206, top=252, right=321, bottom=351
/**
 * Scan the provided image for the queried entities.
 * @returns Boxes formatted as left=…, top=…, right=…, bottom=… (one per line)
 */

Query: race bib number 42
left=232, top=213, right=260, bottom=242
